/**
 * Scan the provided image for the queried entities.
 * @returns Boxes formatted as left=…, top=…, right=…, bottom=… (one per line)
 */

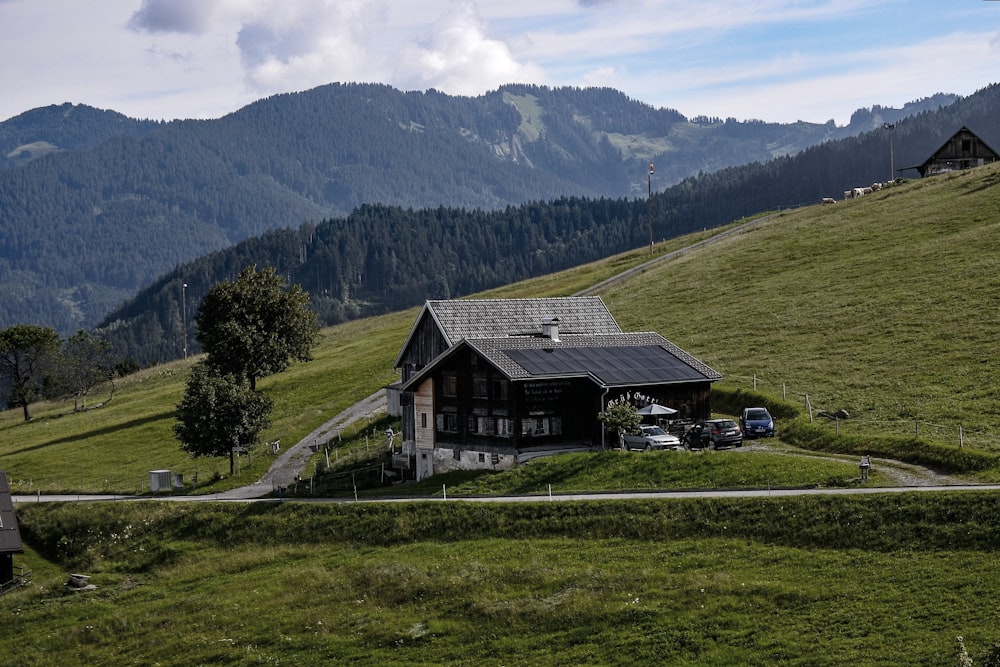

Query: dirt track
left=217, top=389, right=388, bottom=499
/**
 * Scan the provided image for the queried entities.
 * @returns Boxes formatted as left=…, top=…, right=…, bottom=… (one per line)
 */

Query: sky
left=1, top=0, right=998, bottom=126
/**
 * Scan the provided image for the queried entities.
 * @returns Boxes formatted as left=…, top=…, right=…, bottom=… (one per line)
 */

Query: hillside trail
left=739, top=440, right=971, bottom=487
left=217, top=389, right=387, bottom=500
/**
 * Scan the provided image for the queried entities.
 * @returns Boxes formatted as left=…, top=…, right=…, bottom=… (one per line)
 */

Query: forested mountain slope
left=98, top=81, right=1000, bottom=366
left=0, top=82, right=970, bottom=334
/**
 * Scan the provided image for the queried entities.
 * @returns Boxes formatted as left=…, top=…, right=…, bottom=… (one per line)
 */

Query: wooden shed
left=0, top=472, right=26, bottom=593
left=914, top=126, right=1000, bottom=177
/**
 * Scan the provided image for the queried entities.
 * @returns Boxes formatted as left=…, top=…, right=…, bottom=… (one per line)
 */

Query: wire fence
left=725, top=373, right=999, bottom=451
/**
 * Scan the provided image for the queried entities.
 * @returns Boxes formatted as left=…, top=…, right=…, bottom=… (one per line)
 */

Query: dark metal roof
left=426, top=297, right=622, bottom=345
left=397, top=332, right=721, bottom=390
left=0, top=472, right=24, bottom=555
left=472, top=332, right=721, bottom=385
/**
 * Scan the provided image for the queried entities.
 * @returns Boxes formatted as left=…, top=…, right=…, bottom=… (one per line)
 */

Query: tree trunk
left=20, top=400, right=30, bottom=422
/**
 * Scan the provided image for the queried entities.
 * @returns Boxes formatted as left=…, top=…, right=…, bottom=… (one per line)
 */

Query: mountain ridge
left=0, top=82, right=983, bottom=338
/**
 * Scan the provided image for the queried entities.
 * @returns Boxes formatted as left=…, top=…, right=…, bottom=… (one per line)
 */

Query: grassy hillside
left=603, top=165, right=1000, bottom=448
left=5, top=166, right=1000, bottom=666
left=2, top=164, right=1000, bottom=493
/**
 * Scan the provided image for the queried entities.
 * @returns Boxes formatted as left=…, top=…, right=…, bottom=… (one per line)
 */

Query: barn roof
left=393, top=296, right=622, bottom=369
left=426, top=297, right=622, bottom=344
left=0, top=473, right=24, bottom=555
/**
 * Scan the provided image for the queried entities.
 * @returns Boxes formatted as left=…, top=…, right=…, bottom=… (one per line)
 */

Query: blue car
left=740, top=407, right=775, bottom=438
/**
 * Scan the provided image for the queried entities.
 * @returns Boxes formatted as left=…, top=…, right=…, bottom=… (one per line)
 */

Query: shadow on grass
left=6, top=412, right=175, bottom=455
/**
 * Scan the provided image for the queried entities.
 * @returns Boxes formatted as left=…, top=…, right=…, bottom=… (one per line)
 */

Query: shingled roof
left=426, top=296, right=622, bottom=345
left=0, top=473, right=24, bottom=555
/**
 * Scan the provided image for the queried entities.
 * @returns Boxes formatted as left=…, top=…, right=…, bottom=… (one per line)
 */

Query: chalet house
left=0, top=472, right=25, bottom=594
left=913, top=126, right=999, bottom=177
left=392, top=297, right=722, bottom=480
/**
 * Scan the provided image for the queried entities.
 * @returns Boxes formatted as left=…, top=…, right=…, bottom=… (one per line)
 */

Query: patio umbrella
left=637, top=403, right=677, bottom=416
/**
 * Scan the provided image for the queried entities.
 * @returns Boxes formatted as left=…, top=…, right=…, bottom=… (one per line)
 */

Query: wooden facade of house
left=915, top=126, right=1000, bottom=177
left=0, top=472, right=24, bottom=591
left=393, top=298, right=722, bottom=480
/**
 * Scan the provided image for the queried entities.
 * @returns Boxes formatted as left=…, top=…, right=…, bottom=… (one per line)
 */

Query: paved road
left=16, top=483, right=1000, bottom=506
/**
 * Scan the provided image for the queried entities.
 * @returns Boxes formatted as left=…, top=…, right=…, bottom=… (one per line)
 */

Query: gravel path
left=738, top=440, right=970, bottom=487
left=216, top=389, right=388, bottom=499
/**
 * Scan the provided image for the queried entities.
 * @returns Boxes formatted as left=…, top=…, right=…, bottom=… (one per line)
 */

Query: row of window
left=441, top=374, right=509, bottom=400
left=453, top=450, right=503, bottom=464
left=435, top=414, right=562, bottom=438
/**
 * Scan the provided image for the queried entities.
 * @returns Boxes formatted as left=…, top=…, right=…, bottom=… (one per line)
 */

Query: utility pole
left=182, top=282, right=188, bottom=359
left=883, top=123, right=895, bottom=182
left=647, top=163, right=654, bottom=255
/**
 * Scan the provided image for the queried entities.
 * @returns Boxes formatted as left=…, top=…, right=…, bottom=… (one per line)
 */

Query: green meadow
left=9, top=495, right=1000, bottom=666
left=3, top=164, right=1000, bottom=664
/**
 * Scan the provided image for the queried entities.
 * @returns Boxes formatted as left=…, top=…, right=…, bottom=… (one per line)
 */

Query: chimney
left=541, top=316, right=561, bottom=342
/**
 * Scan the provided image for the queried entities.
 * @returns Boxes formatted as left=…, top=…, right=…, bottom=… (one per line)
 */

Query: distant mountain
left=0, top=103, right=161, bottom=169
left=0, top=82, right=976, bottom=335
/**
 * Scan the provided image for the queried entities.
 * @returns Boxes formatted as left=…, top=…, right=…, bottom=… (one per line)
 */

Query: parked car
left=623, top=424, right=683, bottom=451
left=740, top=407, right=775, bottom=438
left=684, top=419, right=743, bottom=449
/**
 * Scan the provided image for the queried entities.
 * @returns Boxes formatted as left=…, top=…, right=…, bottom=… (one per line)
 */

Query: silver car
left=623, top=424, right=683, bottom=451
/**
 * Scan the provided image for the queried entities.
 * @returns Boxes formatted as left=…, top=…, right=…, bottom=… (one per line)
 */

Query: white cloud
left=1, top=0, right=998, bottom=124
left=237, top=1, right=387, bottom=93
left=395, top=2, right=545, bottom=94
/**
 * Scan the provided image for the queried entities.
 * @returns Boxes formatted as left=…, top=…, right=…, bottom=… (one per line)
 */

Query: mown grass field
left=3, top=164, right=1000, bottom=664
left=7, top=495, right=1000, bottom=666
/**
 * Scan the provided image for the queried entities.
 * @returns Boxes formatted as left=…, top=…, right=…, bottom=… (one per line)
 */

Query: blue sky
left=1, top=0, right=998, bottom=125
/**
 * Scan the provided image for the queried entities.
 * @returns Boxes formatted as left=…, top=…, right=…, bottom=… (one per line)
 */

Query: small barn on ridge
left=0, top=472, right=25, bottom=593
left=914, top=126, right=1000, bottom=177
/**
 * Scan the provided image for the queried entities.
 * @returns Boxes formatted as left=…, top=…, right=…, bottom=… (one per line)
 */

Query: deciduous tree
left=598, top=399, right=641, bottom=450
left=0, top=324, right=61, bottom=421
left=195, top=265, right=318, bottom=391
left=173, top=362, right=273, bottom=475
left=57, top=330, right=116, bottom=411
